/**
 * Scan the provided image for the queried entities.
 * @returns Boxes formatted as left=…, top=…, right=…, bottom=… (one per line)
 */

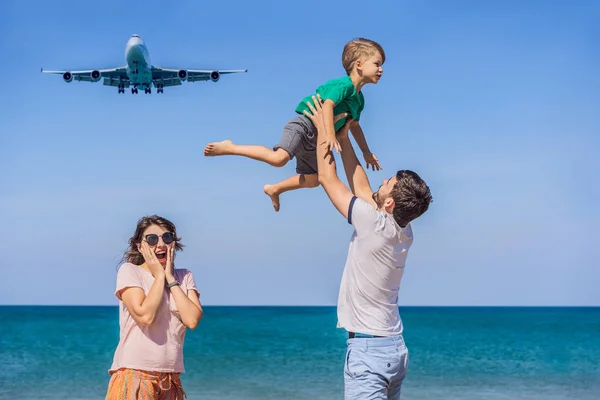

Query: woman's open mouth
left=156, top=250, right=167, bottom=262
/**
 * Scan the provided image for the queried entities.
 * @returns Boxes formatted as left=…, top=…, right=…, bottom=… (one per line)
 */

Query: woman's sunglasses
left=144, top=232, right=175, bottom=246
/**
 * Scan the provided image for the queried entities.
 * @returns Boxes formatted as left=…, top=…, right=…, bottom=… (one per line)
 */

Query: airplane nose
left=126, top=36, right=142, bottom=51
left=127, top=43, right=142, bottom=59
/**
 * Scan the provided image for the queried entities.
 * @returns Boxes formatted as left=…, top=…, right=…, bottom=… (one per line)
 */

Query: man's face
left=372, top=176, right=397, bottom=209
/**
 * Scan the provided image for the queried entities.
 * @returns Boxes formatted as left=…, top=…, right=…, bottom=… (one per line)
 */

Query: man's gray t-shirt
left=337, top=197, right=414, bottom=336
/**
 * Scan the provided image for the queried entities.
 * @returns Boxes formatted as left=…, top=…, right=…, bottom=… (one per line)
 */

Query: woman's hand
left=165, top=245, right=176, bottom=283
left=138, top=241, right=165, bottom=279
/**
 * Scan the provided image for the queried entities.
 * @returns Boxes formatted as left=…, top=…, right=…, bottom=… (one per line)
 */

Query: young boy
left=203, top=37, right=385, bottom=211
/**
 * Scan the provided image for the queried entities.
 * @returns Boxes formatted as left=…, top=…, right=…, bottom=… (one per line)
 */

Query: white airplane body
left=42, top=34, right=247, bottom=94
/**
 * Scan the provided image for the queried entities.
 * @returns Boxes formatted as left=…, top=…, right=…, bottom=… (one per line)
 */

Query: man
left=302, top=95, right=433, bottom=399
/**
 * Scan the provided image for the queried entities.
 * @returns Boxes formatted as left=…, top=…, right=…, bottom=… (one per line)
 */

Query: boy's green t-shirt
left=295, top=76, right=365, bottom=132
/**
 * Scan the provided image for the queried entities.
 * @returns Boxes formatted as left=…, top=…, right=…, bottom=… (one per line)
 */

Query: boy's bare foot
left=263, top=184, right=281, bottom=212
left=204, top=140, right=235, bottom=156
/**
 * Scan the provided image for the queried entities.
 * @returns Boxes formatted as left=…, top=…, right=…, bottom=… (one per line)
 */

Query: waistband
left=349, top=332, right=385, bottom=339
left=111, top=368, right=185, bottom=393
left=347, top=332, right=405, bottom=348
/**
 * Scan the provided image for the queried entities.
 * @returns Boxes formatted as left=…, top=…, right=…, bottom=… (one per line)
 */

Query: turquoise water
left=0, top=306, right=598, bottom=399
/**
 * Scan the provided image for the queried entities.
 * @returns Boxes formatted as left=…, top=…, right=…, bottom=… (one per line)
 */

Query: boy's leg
left=263, top=146, right=319, bottom=212
left=264, top=174, right=319, bottom=212
left=203, top=140, right=291, bottom=167
left=203, top=116, right=306, bottom=168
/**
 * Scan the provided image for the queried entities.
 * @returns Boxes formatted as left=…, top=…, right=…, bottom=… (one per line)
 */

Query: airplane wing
left=151, top=67, right=247, bottom=87
left=41, top=66, right=247, bottom=92
left=41, top=67, right=129, bottom=86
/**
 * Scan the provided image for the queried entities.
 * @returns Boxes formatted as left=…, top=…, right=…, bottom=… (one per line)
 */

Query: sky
left=1, top=0, right=598, bottom=306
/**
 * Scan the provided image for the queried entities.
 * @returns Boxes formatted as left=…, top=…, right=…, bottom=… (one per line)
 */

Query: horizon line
left=1, top=304, right=599, bottom=308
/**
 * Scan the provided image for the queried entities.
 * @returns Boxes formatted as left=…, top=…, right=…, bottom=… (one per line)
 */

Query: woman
left=105, top=215, right=203, bottom=400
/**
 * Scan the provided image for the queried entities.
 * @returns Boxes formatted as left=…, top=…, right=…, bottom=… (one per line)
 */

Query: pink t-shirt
left=108, top=262, right=200, bottom=373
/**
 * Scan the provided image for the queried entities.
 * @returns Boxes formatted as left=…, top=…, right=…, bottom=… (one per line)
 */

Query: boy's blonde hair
left=342, top=38, right=386, bottom=75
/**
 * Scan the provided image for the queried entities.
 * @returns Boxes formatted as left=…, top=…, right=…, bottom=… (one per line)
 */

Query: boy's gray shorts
left=273, top=115, right=318, bottom=175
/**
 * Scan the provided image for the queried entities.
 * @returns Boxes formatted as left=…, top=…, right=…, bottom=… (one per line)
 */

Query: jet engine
left=178, top=70, right=188, bottom=81
left=90, top=70, right=101, bottom=82
left=63, top=72, right=73, bottom=83
left=210, top=71, right=220, bottom=82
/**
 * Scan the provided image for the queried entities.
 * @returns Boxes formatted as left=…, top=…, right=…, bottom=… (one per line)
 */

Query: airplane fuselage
left=42, top=34, right=247, bottom=94
left=125, top=35, right=152, bottom=88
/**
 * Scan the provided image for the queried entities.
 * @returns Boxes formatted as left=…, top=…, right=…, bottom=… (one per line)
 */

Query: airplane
left=41, top=34, right=247, bottom=94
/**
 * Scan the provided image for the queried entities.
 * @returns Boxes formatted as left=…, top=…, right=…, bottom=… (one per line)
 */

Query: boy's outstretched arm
left=303, top=96, right=353, bottom=220
left=349, top=121, right=382, bottom=171
left=337, top=123, right=377, bottom=207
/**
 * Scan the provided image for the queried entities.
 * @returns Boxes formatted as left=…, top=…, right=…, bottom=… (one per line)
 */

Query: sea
left=0, top=306, right=598, bottom=399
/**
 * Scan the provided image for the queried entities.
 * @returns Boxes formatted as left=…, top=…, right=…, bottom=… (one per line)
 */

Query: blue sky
left=1, top=0, right=598, bottom=306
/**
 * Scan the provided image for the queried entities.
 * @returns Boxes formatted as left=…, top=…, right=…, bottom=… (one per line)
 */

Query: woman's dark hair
left=120, top=215, right=184, bottom=266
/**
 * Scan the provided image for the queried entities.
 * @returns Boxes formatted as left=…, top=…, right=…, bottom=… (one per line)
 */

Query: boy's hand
left=363, top=152, right=382, bottom=171
left=323, top=136, right=342, bottom=154
left=324, top=112, right=349, bottom=153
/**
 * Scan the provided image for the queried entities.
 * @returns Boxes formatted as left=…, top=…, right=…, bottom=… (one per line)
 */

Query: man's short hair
left=391, top=170, right=432, bottom=227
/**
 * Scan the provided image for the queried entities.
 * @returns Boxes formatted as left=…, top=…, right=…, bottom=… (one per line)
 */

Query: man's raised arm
left=338, top=122, right=376, bottom=207
left=303, top=96, right=354, bottom=220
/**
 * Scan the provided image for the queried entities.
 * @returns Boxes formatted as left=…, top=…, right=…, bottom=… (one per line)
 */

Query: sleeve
left=183, top=269, right=200, bottom=298
left=347, top=197, right=379, bottom=233
left=317, top=80, right=355, bottom=106
left=115, top=263, right=143, bottom=300
left=354, top=92, right=365, bottom=122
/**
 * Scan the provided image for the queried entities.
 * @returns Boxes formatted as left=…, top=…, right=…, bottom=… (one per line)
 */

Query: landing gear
left=118, top=84, right=125, bottom=94
left=156, top=84, right=164, bottom=94
left=131, top=87, right=138, bottom=94
left=144, top=87, right=151, bottom=94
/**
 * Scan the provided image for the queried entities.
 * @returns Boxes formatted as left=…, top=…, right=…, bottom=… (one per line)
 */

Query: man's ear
left=384, top=197, right=395, bottom=213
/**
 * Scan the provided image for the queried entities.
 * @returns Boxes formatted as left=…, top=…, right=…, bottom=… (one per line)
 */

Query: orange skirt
left=105, top=368, right=186, bottom=400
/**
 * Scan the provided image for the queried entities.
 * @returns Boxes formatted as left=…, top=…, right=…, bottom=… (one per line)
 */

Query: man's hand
left=363, top=153, right=382, bottom=171
left=303, top=95, right=325, bottom=131
left=304, top=95, right=346, bottom=154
